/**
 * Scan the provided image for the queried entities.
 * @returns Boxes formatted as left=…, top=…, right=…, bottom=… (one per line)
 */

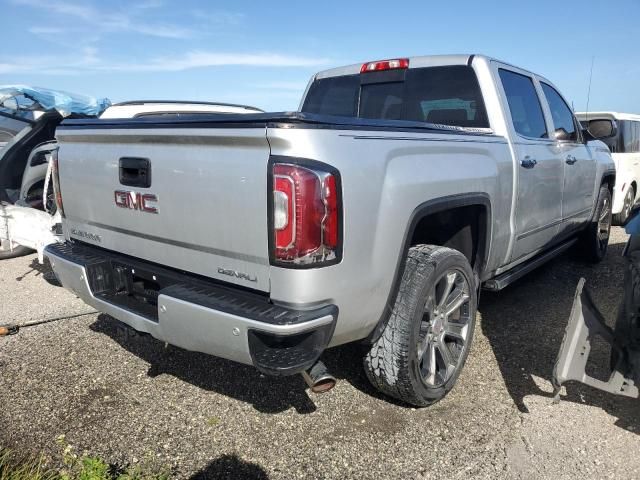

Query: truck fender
left=588, top=170, right=616, bottom=222
left=367, top=192, right=492, bottom=343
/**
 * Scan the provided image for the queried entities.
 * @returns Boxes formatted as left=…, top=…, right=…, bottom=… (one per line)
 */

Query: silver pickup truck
left=46, top=54, right=617, bottom=406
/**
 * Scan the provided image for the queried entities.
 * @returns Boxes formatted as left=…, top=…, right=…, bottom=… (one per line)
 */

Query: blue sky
left=1, top=0, right=639, bottom=113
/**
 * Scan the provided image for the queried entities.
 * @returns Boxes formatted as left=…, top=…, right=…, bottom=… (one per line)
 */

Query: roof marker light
left=360, top=58, right=409, bottom=73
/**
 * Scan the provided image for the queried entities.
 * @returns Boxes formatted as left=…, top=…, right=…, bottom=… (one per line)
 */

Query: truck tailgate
left=56, top=127, right=271, bottom=292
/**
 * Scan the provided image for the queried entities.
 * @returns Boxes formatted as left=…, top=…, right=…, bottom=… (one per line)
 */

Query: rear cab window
left=301, top=65, right=490, bottom=129
left=498, top=69, right=548, bottom=140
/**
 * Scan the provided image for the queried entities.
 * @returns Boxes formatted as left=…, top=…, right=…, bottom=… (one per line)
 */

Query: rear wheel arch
left=367, top=193, right=491, bottom=343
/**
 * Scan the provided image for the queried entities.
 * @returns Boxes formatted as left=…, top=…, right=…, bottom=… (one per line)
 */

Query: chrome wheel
left=416, top=268, right=472, bottom=388
left=623, top=189, right=634, bottom=222
left=598, top=195, right=611, bottom=251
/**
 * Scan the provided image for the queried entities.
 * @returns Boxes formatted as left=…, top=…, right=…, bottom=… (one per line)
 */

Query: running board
left=483, top=238, right=577, bottom=291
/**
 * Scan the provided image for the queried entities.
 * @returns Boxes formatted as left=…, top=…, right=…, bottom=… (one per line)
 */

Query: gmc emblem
left=114, top=190, right=158, bottom=214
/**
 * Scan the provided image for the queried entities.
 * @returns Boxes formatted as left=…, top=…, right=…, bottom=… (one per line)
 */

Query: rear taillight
left=360, top=58, right=409, bottom=73
left=51, top=148, right=64, bottom=217
left=271, top=160, right=341, bottom=266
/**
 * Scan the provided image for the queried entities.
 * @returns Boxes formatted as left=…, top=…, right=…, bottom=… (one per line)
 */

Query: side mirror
left=553, top=127, right=572, bottom=141
left=584, top=118, right=617, bottom=140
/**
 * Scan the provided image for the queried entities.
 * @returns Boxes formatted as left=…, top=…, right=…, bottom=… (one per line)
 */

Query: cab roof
left=312, top=54, right=527, bottom=80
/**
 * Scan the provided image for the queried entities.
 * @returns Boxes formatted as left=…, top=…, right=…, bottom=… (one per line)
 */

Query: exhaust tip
left=310, top=375, right=337, bottom=394
left=301, top=360, right=336, bottom=394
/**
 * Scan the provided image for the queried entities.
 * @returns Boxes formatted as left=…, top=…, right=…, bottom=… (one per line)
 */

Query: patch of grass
left=0, top=449, right=56, bottom=480
left=0, top=441, right=169, bottom=480
left=205, top=416, right=220, bottom=427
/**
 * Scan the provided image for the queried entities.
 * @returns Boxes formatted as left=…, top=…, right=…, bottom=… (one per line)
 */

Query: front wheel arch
left=601, top=173, right=615, bottom=198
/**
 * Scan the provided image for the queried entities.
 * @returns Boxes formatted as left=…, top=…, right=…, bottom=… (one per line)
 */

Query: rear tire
left=363, top=245, right=477, bottom=407
left=578, top=185, right=612, bottom=263
left=613, top=186, right=635, bottom=226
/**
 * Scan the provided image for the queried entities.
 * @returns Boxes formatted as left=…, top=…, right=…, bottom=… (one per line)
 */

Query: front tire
left=578, top=185, right=612, bottom=263
left=363, top=245, right=477, bottom=407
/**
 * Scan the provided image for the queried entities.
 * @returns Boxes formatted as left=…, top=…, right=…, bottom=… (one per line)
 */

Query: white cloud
left=0, top=63, right=19, bottom=74
left=129, top=24, right=194, bottom=39
left=252, top=81, right=310, bottom=91
left=13, top=0, right=96, bottom=20
left=103, top=52, right=330, bottom=72
left=14, top=0, right=237, bottom=39
left=0, top=51, right=330, bottom=75
left=190, top=9, right=245, bottom=26
left=27, top=26, right=66, bottom=35
left=5, top=1, right=329, bottom=76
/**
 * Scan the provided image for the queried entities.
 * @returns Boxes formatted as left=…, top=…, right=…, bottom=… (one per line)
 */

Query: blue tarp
left=626, top=211, right=640, bottom=235
left=0, top=85, right=111, bottom=118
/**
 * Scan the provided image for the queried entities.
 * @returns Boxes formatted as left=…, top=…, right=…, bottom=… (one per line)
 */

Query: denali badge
left=218, top=267, right=258, bottom=283
left=114, top=190, right=158, bottom=214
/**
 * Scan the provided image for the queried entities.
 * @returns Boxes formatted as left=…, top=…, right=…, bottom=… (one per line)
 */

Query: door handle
left=119, top=157, right=151, bottom=188
left=520, top=156, right=537, bottom=169
left=565, top=155, right=578, bottom=165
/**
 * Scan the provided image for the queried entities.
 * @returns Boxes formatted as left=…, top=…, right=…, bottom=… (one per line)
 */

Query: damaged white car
left=0, top=86, right=111, bottom=261
left=0, top=89, right=262, bottom=261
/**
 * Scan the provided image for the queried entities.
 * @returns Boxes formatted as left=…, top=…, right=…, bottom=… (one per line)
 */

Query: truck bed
left=56, top=112, right=497, bottom=293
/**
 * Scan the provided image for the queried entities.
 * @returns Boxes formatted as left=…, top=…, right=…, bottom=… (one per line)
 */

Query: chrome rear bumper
left=45, top=242, right=337, bottom=375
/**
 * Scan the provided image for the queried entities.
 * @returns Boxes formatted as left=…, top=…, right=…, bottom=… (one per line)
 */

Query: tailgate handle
left=119, top=157, right=151, bottom=188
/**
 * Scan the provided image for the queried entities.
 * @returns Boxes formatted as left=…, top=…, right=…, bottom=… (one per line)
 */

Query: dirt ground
left=2, top=227, right=640, bottom=479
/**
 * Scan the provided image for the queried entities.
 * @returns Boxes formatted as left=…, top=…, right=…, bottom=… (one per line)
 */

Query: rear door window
left=301, top=65, right=490, bottom=128
left=499, top=69, right=548, bottom=139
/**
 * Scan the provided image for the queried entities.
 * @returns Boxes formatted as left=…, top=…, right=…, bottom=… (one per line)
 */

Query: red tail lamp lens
left=272, top=162, right=340, bottom=265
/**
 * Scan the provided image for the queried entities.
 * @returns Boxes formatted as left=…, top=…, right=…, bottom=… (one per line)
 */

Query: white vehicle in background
left=0, top=95, right=262, bottom=260
left=577, top=112, right=640, bottom=224
left=100, top=100, right=262, bottom=119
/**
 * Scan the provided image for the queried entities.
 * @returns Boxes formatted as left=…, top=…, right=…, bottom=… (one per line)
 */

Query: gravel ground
left=2, top=228, right=640, bottom=479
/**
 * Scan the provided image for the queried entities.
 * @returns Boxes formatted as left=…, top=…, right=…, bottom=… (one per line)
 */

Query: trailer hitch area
left=0, top=325, right=19, bottom=337
left=552, top=278, right=639, bottom=401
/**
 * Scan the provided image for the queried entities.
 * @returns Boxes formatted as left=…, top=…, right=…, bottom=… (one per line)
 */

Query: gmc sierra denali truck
left=45, top=55, right=616, bottom=407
